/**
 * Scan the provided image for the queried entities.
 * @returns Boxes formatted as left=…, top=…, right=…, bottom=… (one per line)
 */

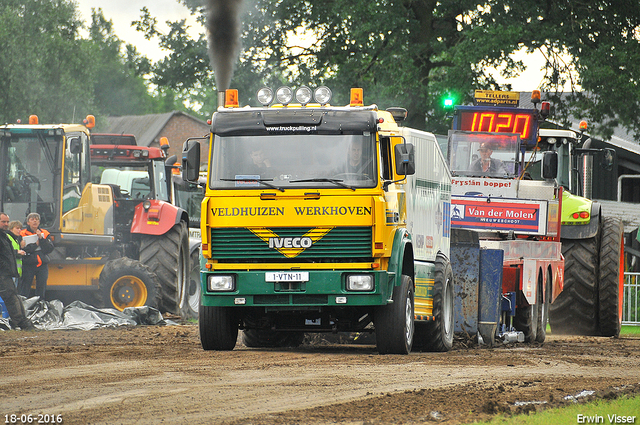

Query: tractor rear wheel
left=98, top=257, right=160, bottom=311
left=598, top=217, right=624, bottom=337
left=179, top=248, right=201, bottom=319
left=140, top=221, right=189, bottom=316
left=549, top=237, right=599, bottom=335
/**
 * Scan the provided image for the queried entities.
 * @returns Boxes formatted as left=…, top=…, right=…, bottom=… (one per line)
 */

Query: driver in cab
left=469, top=142, right=507, bottom=176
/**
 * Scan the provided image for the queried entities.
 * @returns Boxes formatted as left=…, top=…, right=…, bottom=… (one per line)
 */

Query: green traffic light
left=444, top=98, right=454, bottom=107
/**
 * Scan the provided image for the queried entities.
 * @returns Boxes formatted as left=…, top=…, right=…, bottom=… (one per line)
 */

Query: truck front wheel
left=140, top=221, right=189, bottom=317
left=375, top=274, right=414, bottom=355
left=199, top=304, right=238, bottom=350
left=598, top=217, right=624, bottom=337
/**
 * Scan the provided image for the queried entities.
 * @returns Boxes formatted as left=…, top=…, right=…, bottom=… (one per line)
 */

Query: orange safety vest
left=20, top=227, right=51, bottom=268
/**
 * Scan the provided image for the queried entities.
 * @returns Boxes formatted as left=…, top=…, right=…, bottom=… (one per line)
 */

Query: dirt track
left=1, top=324, right=639, bottom=424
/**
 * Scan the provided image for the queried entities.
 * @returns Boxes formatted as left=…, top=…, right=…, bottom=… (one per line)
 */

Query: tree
left=141, top=0, right=640, bottom=139
left=0, top=0, right=92, bottom=124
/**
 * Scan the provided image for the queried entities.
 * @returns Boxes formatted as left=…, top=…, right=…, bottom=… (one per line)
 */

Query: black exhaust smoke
left=206, top=0, right=243, bottom=104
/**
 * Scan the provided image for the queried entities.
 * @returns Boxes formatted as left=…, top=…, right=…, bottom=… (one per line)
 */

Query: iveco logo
left=268, top=237, right=313, bottom=249
left=250, top=227, right=333, bottom=258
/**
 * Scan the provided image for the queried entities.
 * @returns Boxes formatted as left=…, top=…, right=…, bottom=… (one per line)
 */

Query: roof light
left=531, top=90, right=541, bottom=104
left=159, top=137, right=170, bottom=149
left=257, top=87, right=273, bottom=106
left=276, top=86, right=293, bottom=105
left=350, top=88, right=364, bottom=107
left=540, top=101, right=550, bottom=119
left=547, top=137, right=557, bottom=145
left=295, top=86, right=312, bottom=106
left=84, top=115, right=95, bottom=129
left=29, top=115, right=38, bottom=125
left=225, top=89, right=239, bottom=108
left=314, top=86, right=332, bottom=105
left=579, top=120, right=588, bottom=131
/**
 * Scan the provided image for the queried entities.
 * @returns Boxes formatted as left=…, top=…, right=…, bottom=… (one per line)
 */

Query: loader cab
left=0, top=123, right=91, bottom=231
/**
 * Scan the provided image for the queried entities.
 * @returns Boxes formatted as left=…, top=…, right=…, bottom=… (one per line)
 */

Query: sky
left=74, top=0, right=551, bottom=92
left=75, top=0, right=202, bottom=61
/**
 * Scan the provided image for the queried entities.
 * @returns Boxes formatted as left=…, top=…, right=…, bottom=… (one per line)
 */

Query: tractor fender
left=561, top=202, right=601, bottom=239
left=387, top=228, right=414, bottom=292
left=131, top=200, right=188, bottom=236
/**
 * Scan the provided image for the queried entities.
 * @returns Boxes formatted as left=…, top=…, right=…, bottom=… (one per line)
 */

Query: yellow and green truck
left=182, top=87, right=453, bottom=354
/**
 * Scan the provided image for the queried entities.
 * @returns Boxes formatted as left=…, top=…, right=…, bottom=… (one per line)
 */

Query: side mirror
left=394, top=143, right=415, bottom=175
left=542, top=151, right=558, bottom=179
left=69, top=137, right=82, bottom=154
left=165, top=154, right=178, bottom=167
left=182, top=140, right=201, bottom=182
left=601, top=148, right=615, bottom=171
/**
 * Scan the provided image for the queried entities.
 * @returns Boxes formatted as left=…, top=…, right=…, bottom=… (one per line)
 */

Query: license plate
left=265, top=272, right=309, bottom=282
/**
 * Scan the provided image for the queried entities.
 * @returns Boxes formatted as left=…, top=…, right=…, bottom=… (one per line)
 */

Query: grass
left=620, top=325, right=640, bottom=336
left=470, top=394, right=640, bottom=424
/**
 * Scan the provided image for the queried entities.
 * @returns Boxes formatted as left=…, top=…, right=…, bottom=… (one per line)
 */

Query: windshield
left=172, top=175, right=203, bottom=225
left=447, top=131, right=520, bottom=178
left=209, top=134, right=377, bottom=190
left=92, top=159, right=170, bottom=201
left=2, top=134, right=60, bottom=227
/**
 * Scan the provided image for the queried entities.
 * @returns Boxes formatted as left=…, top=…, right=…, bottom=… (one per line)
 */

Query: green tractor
left=532, top=127, right=623, bottom=337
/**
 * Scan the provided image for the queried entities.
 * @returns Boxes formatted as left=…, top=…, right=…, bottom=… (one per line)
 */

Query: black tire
left=140, top=221, right=189, bottom=316
left=513, top=270, right=539, bottom=343
left=413, top=254, right=454, bottom=352
left=598, top=217, right=624, bottom=337
left=179, top=248, right=201, bottom=319
left=535, top=270, right=550, bottom=343
left=375, top=275, right=414, bottom=355
left=199, top=304, right=238, bottom=350
left=549, top=237, right=599, bottom=335
left=98, top=257, right=160, bottom=311
left=242, top=329, right=305, bottom=348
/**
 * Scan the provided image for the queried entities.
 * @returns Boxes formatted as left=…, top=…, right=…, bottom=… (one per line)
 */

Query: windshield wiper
left=220, top=178, right=284, bottom=192
left=289, top=178, right=355, bottom=191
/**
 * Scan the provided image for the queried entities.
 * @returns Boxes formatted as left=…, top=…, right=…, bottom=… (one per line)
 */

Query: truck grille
left=211, top=227, right=372, bottom=262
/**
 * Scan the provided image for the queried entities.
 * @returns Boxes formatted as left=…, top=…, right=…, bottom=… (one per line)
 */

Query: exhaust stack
left=218, top=91, right=225, bottom=109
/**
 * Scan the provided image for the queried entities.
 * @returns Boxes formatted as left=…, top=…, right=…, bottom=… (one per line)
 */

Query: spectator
left=7, top=220, right=25, bottom=287
left=19, top=213, right=54, bottom=300
left=0, top=212, right=35, bottom=331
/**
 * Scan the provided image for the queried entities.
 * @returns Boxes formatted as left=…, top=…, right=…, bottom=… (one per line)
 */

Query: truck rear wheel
left=199, top=304, right=238, bottom=350
left=549, top=237, right=599, bottom=335
left=413, top=255, right=454, bottom=352
left=179, top=248, right=201, bottom=319
left=513, top=270, right=539, bottom=343
left=140, top=221, right=189, bottom=316
left=242, top=330, right=305, bottom=348
left=535, top=270, right=550, bottom=343
left=375, top=274, right=414, bottom=355
left=99, top=257, right=160, bottom=311
left=598, top=217, right=624, bottom=337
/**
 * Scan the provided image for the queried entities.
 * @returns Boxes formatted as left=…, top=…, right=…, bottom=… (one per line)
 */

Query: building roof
left=102, top=111, right=208, bottom=147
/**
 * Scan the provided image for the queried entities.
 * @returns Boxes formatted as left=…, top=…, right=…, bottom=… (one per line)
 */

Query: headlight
left=207, top=275, right=235, bottom=291
left=546, top=137, right=557, bottom=144
left=276, top=86, right=293, bottom=105
left=346, top=274, right=374, bottom=291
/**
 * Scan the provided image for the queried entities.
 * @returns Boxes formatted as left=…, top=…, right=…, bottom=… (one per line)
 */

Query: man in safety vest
left=0, top=212, right=35, bottom=330
left=7, top=220, right=25, bottom=286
